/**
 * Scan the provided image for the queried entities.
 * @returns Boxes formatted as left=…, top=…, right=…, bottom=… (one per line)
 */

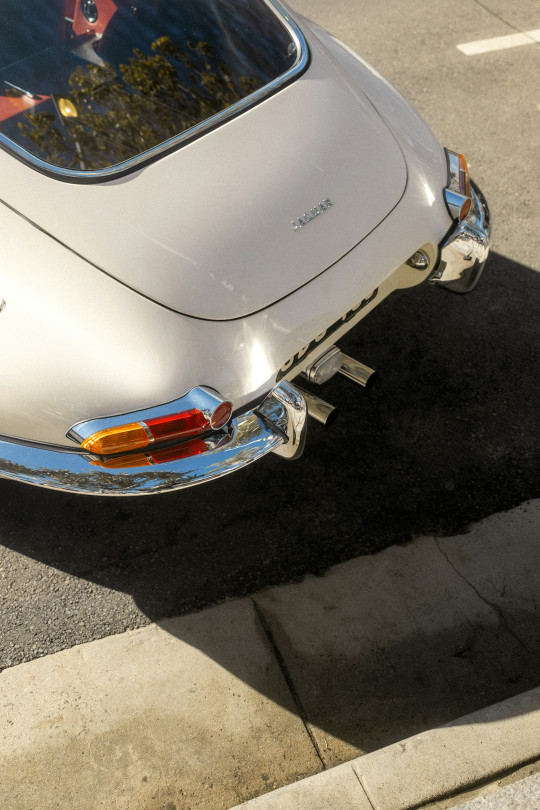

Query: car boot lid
left=0, top=33, right=407, bottom=320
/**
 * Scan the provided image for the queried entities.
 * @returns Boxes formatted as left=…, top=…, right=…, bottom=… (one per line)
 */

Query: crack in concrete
left=471, top=0, right=525, bottom=35
left=435, top=539, right=530, bottom=654
left=250, top=598, right=327, bottom=771
left=352, top=768, right=377, bottom=810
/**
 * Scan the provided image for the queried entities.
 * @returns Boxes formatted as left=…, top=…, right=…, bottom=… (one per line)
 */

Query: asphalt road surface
left=1, top=0, right=539, bottom=670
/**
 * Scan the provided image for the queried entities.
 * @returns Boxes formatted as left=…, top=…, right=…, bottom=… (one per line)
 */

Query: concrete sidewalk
left=1, top=500, right=539, bottom=809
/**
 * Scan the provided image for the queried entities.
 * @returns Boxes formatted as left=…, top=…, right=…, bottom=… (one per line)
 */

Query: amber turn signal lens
left=82, top=422, right=150, bottom=455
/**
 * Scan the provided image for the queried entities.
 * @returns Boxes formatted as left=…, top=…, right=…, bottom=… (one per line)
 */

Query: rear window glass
left=0, top=0, right=302, bottom=175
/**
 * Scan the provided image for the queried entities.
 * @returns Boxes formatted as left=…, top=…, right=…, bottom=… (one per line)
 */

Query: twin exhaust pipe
left=297, top=350, right=376, bottom=426
left=293, top=384, right=340, bottom=427
left=338, top=354, right=377, bottom=390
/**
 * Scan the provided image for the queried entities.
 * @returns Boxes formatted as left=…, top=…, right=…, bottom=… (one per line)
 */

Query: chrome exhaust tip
left=338, top=354, right=377, bottom=390
left=293, top=384, right=339, bottom=427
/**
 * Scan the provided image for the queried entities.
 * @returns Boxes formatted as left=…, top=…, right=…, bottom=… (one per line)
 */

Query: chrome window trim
left=0, top=0, right=309, bottom=182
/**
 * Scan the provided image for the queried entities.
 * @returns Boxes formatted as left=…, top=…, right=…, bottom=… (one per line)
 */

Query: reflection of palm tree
left=0, top=456, right=205, bottom=494
left=17, top=38, right=261, bottom=170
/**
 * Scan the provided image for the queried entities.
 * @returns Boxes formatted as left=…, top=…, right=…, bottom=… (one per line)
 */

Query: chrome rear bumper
left=0, top=382, right=307, bottom=496
left=430, top=181, right=491, bottom=294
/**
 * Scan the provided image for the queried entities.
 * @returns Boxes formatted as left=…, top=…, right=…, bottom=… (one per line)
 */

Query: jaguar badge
left=291, top=198, right=333, bottom=231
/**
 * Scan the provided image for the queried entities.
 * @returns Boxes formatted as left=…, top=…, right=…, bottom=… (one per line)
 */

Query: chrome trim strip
left=0, top=382, right=307, bottom=495
left=431, top=181, right=491, bottom=295
left=0, top=1, right=309, bottom=182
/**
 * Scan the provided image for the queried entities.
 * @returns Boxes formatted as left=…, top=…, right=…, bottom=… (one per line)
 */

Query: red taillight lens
left=146, top=409, right=209, bottom=441
left=210, top=401, right=233, bottom=429
left=459, top=199, right=471, bottom=220
left=458, top=154, right=472, bottom=220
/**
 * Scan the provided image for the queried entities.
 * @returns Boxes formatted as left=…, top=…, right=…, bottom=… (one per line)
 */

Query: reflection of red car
left=68, top=0, right=118, bottom=37
left=0, top=93, right=47, bottom=124
left=0, top=0, right=118, bottom=124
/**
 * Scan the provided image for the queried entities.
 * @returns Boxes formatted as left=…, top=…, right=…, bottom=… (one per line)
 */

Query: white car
left=0, top=0, right=490, bottom=495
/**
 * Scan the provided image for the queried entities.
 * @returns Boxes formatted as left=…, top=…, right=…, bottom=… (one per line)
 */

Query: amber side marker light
left=82, top=403, right=232, bottom=456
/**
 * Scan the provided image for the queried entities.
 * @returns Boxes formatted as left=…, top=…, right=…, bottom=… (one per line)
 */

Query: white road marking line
left=457, top=29, right=540, bottom=55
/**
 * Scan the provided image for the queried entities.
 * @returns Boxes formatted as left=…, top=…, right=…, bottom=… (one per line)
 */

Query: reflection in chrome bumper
left=0, top=382, right=307, bottom=496
left=430, top=181, right=491, bottom=294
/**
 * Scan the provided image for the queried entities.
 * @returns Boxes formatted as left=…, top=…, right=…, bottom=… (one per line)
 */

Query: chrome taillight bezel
left=67, top=386, right=233, bottom=453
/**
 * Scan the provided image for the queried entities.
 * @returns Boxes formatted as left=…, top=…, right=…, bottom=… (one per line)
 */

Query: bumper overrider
left=430, top=181, right=490, bottom=293
left=431, top=152, right=491, bottom=293
left=0, top=176, right=491, bottom=496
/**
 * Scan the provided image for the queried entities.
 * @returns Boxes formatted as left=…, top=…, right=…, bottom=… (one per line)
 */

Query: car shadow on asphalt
left=0, top=250, right=539, bottom=756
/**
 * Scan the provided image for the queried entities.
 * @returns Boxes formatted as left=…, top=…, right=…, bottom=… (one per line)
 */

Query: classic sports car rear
left=0, top=0, right=490, bottom=495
